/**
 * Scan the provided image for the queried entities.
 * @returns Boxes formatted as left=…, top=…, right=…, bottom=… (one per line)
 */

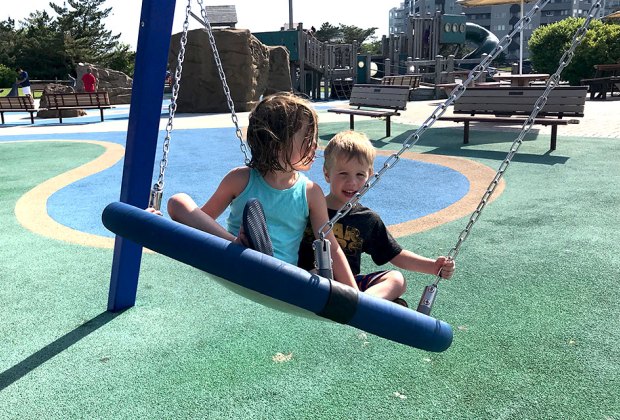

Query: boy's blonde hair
left=323, top=130, right=376, bottom=173
left=247, top=92, right=318, bottom=174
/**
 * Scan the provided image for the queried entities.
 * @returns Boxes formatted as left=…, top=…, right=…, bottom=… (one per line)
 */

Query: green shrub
left=529, top=18, right=620, bottom=85
left=0, top=64, right=16, bottom=88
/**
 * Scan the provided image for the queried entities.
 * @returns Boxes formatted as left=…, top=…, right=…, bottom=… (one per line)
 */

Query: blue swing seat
left=102, top=201, right=453, bottom=352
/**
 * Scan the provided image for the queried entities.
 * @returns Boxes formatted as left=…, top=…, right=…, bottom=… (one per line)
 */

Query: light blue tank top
left=227, top=169, right=309, bottom=265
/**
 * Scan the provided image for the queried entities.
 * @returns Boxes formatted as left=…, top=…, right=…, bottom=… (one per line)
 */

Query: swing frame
left=108, top=0, right=177, bottom=311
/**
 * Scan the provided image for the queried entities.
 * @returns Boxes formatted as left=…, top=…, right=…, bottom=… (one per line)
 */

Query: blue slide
left=463, top=22, right=500, bottom=60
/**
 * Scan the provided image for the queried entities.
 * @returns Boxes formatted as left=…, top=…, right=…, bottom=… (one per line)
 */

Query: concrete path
left=1, top=94, right=619, bottom=141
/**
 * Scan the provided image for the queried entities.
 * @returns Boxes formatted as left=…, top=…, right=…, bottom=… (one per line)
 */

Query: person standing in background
left=15, top=67, right=31, bottom=97
left=81, top=67, right=98, bottom=92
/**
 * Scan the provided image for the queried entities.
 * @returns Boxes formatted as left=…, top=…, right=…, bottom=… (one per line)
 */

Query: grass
left=0, top=87, right=43, bottom=98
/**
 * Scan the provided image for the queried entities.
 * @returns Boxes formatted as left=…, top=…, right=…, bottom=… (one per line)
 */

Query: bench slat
left=45, top=92, right=112, bottom=123
left=443, top=86, right=587, bottom=150
left=328, top=84, right=409, bottom=137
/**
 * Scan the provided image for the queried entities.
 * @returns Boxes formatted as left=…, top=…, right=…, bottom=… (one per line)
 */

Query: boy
left=298, top=130, right=455, bottom=307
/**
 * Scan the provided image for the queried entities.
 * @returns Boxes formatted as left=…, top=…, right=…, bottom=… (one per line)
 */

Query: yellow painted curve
left=7, top=139, right=504, bottom=248
left=13, top=140, right=124, bottom=249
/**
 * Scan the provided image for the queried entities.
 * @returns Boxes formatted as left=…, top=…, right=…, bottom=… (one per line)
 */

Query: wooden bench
left=581, top=63, right=620, bottom=100
left=438, top=86, right=587, bottom=150
left=381, top=75, right=421, bottom=100
left=327, top=84, right=410, bottom=137
left=46, top=92, right=112, bottom=123
left=381, top=75, right=421, bottom=88
left=0, top=96, right=36, bottom=124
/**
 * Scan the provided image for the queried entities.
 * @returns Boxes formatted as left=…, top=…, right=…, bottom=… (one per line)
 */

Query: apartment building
left=389, top=0, right=620, bottom=60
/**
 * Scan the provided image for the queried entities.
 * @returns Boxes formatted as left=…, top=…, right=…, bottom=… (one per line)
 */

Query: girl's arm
left=391, top=250, right=455, bottom=279
left=201, top=166, right=249, bottom=218
left=167, top=167, right=249, bottom=242
left=307, top=182, right=358, bottom=290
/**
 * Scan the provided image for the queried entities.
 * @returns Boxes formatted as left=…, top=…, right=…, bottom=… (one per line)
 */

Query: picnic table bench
left=438, top=86, right=587, bottom=150
left=381, top=75, right=422, bottom=100
left=581, top=63, right=620, bottom=100
left=46, top=92, right=112, bottom=123
left=0, top=96, right=36, bottom=124
left=327, top=84, right=410, bottom=137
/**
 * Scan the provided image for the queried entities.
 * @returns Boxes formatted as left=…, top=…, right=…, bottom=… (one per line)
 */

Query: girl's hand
left=145, top=207, right=162, bottom=216
left=434, top=257, right=455, bottom=279
left=234, top=226, right=250, bottom=247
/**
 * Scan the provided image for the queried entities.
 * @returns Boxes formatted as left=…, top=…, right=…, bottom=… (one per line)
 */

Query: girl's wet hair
left=246, top=93, right=318, bottom=174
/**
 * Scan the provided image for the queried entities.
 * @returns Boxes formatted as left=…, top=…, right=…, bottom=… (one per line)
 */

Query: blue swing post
left=107, top=0, right=177, bottom=312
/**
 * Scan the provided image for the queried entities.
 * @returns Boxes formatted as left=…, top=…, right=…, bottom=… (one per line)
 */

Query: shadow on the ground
left=0, top=310, right=125, bottom=391
left=320, top=123, right=569, bottom=165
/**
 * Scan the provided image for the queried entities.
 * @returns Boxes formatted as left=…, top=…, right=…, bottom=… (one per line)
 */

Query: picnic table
left=492, top=73, right=550, bottom=87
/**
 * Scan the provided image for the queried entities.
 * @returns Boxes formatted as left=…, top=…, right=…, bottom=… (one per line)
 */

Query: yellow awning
left=456, top=0, right=532, bottom=7
left=603, top=10, right=620, bottom=20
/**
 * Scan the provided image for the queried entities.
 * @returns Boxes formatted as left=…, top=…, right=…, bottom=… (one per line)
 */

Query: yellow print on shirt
left=332, top=223, right=363, bottom=256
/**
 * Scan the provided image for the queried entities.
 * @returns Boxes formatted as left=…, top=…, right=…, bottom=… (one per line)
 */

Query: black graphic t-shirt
left=298, top=204, right=402, bottom=275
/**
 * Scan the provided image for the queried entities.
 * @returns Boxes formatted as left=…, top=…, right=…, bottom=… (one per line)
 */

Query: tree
left=16, top=11, right=68, bottom=79
left=315, top=23, right=341, bottom=43
left=0, top=18, right=19, bottom=70
left=314, top=22, right=378, bottom=53
left=340, top=24, right=377, bottom=46
left=529, top=18, right=620, bottom=85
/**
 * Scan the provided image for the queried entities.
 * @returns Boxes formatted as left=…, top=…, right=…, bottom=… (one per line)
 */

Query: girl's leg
left=167, top=193, right=236, bottom=241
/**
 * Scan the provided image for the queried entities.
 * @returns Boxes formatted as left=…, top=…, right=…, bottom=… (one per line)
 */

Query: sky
left=3, top=1, right=394, bottom=49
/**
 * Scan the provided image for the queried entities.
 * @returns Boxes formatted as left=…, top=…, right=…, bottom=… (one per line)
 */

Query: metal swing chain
left=316, top=0, right=553, bottom=242
left=148, top=0, right=192, bottom=210
left=416, top=1, right=601, bottom=315
left=312, top=0, right=554, bottom=279
left=197, top=0, right=251, bottom=165
left=441, top=1, right=601, bottom=268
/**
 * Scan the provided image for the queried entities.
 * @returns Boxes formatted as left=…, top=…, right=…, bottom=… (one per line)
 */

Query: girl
left=167, top=93, right=357, bottom=289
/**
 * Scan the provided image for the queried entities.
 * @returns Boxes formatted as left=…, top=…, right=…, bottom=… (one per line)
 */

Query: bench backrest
left=0, top=96, right=35, bottom=110
left=47, top=92, right=111, bottom=108
left=454, top=87, right=587, bottom=117
left=381, top=75, right=421, bottom=89
left=594, top=63, right=620, bottom=77
left=349, top=84, right=409, bottom=110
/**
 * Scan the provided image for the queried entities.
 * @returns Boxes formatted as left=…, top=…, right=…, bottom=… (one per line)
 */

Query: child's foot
left=242, top=198, right=274, bottom=256
left=393, top=298, right=409, bottom=308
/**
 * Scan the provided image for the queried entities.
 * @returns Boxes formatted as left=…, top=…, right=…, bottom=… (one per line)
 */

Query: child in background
left=298, top=130, right=455, bottom=306
left=165, top=93, right=357, bottom=289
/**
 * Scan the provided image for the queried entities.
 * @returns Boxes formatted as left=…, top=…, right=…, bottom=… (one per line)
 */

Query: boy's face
left=323, top=153, right=373, bottom=208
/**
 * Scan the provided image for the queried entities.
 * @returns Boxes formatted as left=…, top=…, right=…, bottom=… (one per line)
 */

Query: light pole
left=289, top=0, right=293, bottom=30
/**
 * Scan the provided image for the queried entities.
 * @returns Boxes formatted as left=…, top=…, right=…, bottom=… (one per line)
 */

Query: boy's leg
left=356, top=270, right=407, bottom=303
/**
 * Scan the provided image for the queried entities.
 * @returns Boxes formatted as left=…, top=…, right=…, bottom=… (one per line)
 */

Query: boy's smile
left=324, top=154, right=373, bottom=209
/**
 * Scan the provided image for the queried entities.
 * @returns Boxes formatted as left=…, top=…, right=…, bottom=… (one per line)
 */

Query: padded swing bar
left=102, top=202, right=453, bottom=352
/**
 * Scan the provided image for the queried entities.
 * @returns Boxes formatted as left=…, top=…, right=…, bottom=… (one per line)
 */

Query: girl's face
left=287, top=123, right=317, bottom=172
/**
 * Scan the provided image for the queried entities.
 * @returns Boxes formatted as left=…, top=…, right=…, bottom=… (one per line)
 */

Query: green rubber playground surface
left=0, top=121, right=618, bottom=419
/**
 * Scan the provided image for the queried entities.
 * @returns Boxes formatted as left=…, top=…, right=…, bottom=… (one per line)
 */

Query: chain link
left=197, top=0, right=250, bottom=165
left=319, top=0, right=600, bottom=289
left=442, top=1, right=600, bottom=273
left=149, top=0, right=192, bottom=209
left=318, top=0, right=553, bottom=240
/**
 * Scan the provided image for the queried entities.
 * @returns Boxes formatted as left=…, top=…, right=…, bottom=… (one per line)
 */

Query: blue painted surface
left=43, top=126, right=469, bottom=237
